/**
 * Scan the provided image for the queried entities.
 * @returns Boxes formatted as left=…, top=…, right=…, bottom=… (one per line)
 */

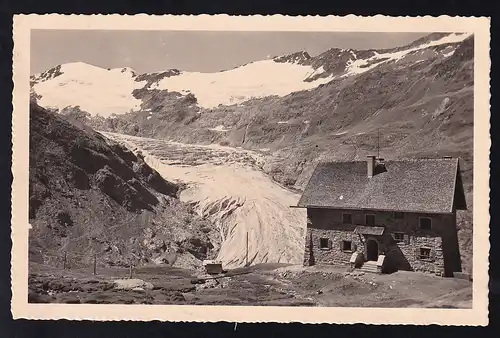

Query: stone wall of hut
left=303, top=208, right=460, bottom=277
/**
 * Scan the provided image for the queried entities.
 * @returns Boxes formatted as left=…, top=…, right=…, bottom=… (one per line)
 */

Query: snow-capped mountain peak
left=273, top=51, right=311, bottom=64
left=343, top=32, right=472, bottom=77
left=32, top=62, right=146, bottom=117
left=31, top=32, right=473, bottom=117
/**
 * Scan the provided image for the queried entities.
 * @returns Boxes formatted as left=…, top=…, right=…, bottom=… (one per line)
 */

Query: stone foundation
left=304, top=227, right=446, bottom=276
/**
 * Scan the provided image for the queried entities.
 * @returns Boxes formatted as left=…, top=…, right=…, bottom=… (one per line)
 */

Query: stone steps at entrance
left=359, top=261, right=379, bottom=274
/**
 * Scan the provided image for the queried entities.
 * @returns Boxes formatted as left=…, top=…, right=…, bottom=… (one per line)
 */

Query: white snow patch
left=306, top=65, right=326, bottom=79
left=33, top=62, right=146, bottom=117
left=432, top=97, right=451, bottom=118
left=335, top=131, right=348, bottom=136
left=146, top=116, right=152, bottom=120
left=344, top=33, right=471, bottom=77
left=153, top=59, right=333, bottom=108
left=209, top=125, right=230, bottom=132
left=277, top=121, right=289, bottom=124
left=443, top=50, right=455, bottom=58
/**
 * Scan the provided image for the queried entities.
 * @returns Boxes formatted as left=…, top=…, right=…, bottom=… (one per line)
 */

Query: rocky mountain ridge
left=52, top=33, right=473, bottom=185
left=29, top=102, right=221, bottom=270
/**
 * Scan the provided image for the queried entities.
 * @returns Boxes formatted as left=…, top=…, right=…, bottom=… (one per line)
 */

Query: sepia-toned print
left=11, top=15, right=490, bottom=325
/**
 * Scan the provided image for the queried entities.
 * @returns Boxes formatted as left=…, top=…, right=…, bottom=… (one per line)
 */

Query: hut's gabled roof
left=297, top=158, right=467, bottom=214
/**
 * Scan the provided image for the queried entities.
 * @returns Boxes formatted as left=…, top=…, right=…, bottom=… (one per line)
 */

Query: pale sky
left=31, top=30, right=429, bottom=75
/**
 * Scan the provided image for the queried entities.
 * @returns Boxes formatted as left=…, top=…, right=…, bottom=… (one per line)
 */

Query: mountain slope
left=29, top=102, right=220, bottom=269
left=68, top=33, right=473, bottom=187
left=30, top=32, right=475, bottom=273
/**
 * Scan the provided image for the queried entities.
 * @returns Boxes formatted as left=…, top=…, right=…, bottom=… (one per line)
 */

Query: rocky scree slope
left=29, top=103, right=220, bottom=270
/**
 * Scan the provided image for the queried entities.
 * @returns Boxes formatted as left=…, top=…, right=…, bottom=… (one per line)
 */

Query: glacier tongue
left=102, top=132, right=307, bottom=269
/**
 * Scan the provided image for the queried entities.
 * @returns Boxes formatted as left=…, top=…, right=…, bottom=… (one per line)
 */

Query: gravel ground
left=29, top=263, right=472, bottom=308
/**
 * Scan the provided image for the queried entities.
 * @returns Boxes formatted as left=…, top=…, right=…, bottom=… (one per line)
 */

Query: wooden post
left=129, top=261, right=133, bottom=279
left=377, top=128, right=380, bottom=159
left=63, top=252, right=67, bottom=270
left=93, top=254, right=97, bottom=275
left=245, top=232, right=249, bottom=267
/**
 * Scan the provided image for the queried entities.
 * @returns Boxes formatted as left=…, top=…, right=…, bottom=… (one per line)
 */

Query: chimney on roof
left=374, top=157, right=387, bottom=175
left=367, top=155, right=375, bottom=178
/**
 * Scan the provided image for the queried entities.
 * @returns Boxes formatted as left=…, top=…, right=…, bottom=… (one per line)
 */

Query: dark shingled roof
left=297, top=158, right=467, bottom=214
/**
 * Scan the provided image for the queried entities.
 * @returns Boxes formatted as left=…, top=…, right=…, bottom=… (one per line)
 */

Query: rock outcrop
left=29, top=103, right=220, bottom=269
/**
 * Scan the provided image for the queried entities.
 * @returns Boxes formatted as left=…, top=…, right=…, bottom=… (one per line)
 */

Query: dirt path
left=101, top=132, right=307, bottom=269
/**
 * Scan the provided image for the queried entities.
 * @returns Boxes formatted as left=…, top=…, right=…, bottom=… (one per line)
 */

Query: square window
left=365, top=214, right=375, bottom=225
left=393, top=232, right=405, bottom=242
left=342, top=213, right=352, bottom=224
left=320, top=238, right=329, bottom=249
left=342, top=240, right=352, bottom=251
left=393, top=212, right=405, bottom=219
left=419, top=248, right=431, bottom=260
left=419, top=217, right=432, bottom=230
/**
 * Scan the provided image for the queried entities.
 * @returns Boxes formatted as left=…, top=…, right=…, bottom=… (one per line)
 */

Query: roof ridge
left=298, top=156, right=465, bottom=213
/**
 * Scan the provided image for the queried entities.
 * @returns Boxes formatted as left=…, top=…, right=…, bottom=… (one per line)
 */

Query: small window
left=419, top=217, right=432, bottom=230
left=365, top=214, right=376, bottom=225
left=342, top=240, right=352, bottom=252
left=393, top=212, right=405, bottom=219
left=393, top=232, right=405, bottom=243
left=320, top=238, right=329, bottom=249
left=419, top=248, right=431, bottom=260
left=342, top=213, right=352, bottom=224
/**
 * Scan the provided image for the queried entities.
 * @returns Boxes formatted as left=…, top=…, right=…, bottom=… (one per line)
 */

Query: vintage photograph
left=11, top=15, right=490, bottom=325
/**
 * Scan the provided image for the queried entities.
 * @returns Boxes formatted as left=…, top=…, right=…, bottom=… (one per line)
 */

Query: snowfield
left=152, top=60, right=333, bottom=108
left=33, top=62, right=146, bottom=117
left=32, top=59, right=333, bottom=115
left=344, top=33, right=472, bottom=76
